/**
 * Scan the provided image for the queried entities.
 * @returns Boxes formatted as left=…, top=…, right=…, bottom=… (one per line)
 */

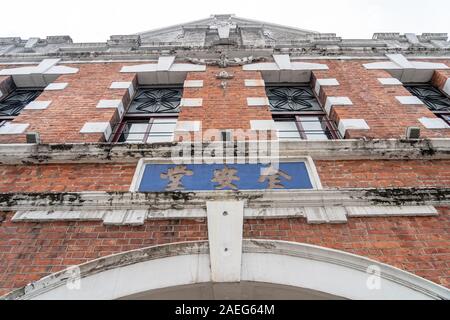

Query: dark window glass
left=405, top=84, right=450, bottom=125
left=267, top=85, right=340, bottom=140
left=405, top=85, right=450, bottom=112
left=0, top=89, right=42, bottom=118
left=113, top=86, right=182, bottom=143
left=266, top=86, right=322, bottom=112
left=127, top=88, right=183, bottom=114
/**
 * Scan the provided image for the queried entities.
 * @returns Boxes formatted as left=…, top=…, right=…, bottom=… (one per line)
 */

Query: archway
left=3, top=240, right=449, bottom=300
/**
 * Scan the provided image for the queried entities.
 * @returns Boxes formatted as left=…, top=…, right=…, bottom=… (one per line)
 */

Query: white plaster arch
left=2, top=240, right=449, bottom=300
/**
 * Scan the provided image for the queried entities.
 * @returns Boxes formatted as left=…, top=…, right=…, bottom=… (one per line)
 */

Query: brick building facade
left=0, top=15, right=449, bottom=300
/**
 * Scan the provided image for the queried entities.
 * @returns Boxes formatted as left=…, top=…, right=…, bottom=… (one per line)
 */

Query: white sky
left=1, top=0, right=449, bottom=42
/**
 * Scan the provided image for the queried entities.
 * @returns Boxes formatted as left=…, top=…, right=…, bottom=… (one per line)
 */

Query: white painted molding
left=80, top=122, right=112, bottom=140
left=0, top=59, right=79, bottom=87
left=96, top=99, right=125, bottom=118
left=157, top=56, right=175, bottom=71
left=184, top=80, right=204, bottom=88
left=207, top=201, right=244, bottom=283
left=396, top=96, right=424, bottom=105
left=0, top=123, right=29, bottom=134
left=175, top=121, right=201, bottom=132
left=314, top=78, right=340, bottom=95
left=305, top=207, right=348, bottom=224
left=324, top=96, right=353, bottom=115
left=444, top=79, right=450, bottom=96
left=250, top=120, right=276, bottom=131
left=0, top=89, right=3, bottom=99
left=44, top=83, right=68, bottom=91
left=180, top=98, right=203, bottom=107
left=363, top=54, right=449, bottom=83
left=273, top=54, right=292, bottom=70
left=244, top=79, right=265, bottom=87
left=110, top=81, right=135, bottom=97
left=419, top=118, right=450, bottom=129
left=378, top=78, right=403, bottom=85
left=247, top=97, right=269, bottom=107
left=120, top=57, right=206, bottom=85
left=338, top=119, right=370, bottom=137
left=244, top=54, right=328, bottom=83
left=7, top=202, right=441, bottom=225
left=23, top=101, right=52, bottom=110
left=4, top=241, right=449, bottom=300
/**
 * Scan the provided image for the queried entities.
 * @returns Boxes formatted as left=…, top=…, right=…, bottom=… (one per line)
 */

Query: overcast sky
left=1, top=0, right=449, bottom=42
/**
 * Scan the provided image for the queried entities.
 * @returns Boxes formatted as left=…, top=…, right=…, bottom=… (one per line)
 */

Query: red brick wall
left=1, top=160, right=449, bottom=193
left=0, top=215, right=208, bottom=296
left=0, top=207, right=448, bottom=296
left=0, top=164, right=135, bottom=192
left=0, top=63, right=135, bottom=144
left=180, top=66, right=272, bottom=131
left=312, top=60, right=450, bottom=139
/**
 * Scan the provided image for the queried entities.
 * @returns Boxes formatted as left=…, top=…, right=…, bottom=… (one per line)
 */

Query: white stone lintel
left=44, top=83, right=68, bottom=91
left=247, top=97, right=269, bottom=107
left=110, top=81, right=135, bottom=97
left=419, top=117, right=450, bottom=129
left=180, top=98, right=203, bottom=107
left=378, top=78, right=403, bottom=85
left=396, top=96, right=424, bottom=105
left=338, top=119, right=370, bottom=137
left=250, top=120, right=276, bottom=131
left=175, top=121, right=201, bottom=132
left=314, top=78, right=340, bottom=95
left=24, top=101, right=52, bottom=110
left=80, top=122, right=112, bottom=140
left=0, top=123, right=29, bottom=134
left=96, top=99, right=125, bottom=118
left=325, top=96, right=353, bottom=115
left=184, top=80, right=204, bottom=88
left=244, top=79, right=265, bottom=87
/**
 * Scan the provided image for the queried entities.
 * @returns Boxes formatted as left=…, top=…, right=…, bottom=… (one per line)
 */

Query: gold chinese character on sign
left=259, top=166, right=292, bottom=189
left=160, top=165, right=194, bottom=191
left=212, top=165, right=240, bottom=190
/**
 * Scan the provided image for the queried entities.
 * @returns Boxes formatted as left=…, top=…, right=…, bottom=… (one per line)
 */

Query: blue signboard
left=138, top=162, right=314, bottom=192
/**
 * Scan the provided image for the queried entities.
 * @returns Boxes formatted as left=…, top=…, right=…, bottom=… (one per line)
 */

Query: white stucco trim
left=110, top=81, right=135, bottom=97
left=378, top=78, right=403, bottom=85
left=244, top=79, right=265, bottom=87
left=0, top=59, right=79, bottom=87
left=324, top=96, right=353, bottom=115
left=396, top=96, right=424, bottom=105
left=338, top=119, right=370, bottom=137
left=180, top=98, right=203, bottom=107
left=3, top=241, right=449, bottom=300
left=184, top=80, right=204, bottom=88
left=419, top=118, right=450, bottom=129
left=247, top=97, right=269, bottom=107
left=363, top=54, right=449, bottom=83
left=79, top=122, right=112, bottom=140
left=96, top=99, right=125, bottom=118
left=44, top=83, right=68, bottom=91
left=23, top=101, right=52, bottom=110
left=314, top=78, right=340, bottom=95
left=0, top=123, right=29, bottom=134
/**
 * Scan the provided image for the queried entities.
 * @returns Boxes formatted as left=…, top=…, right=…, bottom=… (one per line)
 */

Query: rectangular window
left=113, top=86, right=182, bottom=143
left=405, top=84, right=450, bottom=125
left=0, top=88, right=42, bottom=121
left=266, top=85, right=340, bottom=140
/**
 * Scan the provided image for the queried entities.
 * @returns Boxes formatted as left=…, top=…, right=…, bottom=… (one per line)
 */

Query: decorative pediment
left=136, top=14, right=318, bottom=47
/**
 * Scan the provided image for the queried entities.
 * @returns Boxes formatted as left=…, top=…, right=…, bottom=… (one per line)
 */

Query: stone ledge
left=0, top=139, right=449, bottom=164
left=1, top=188, right=449, bottom=213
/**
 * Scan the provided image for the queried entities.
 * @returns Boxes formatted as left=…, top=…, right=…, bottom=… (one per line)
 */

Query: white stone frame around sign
left=129, top=156, right=323, bottom=192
